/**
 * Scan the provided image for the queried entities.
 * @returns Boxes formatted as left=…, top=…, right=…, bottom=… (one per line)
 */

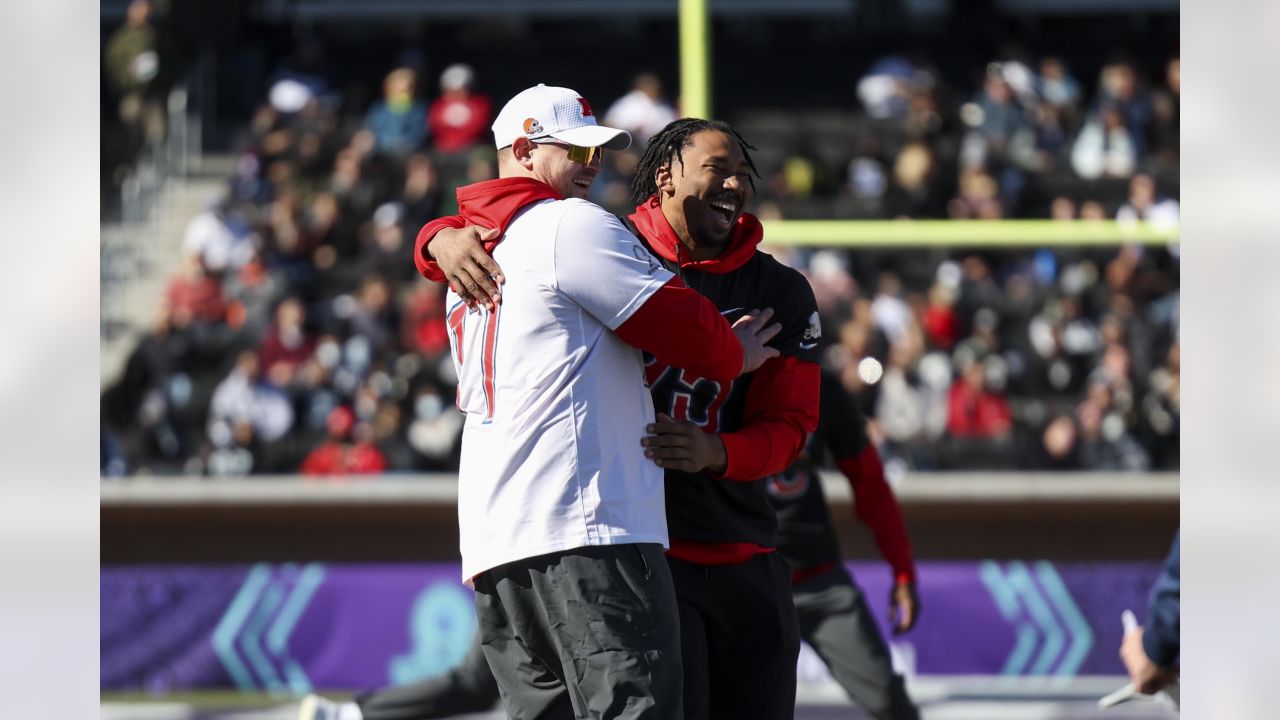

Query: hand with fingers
left=641, top=413, right=727, bottom=474
left=433, top=224, right=505, bottom=311
left=732, top=308, right=782, bottom=374
left=889, top=580, right=921, bottom=635
left=1120, top=625, right=1177, bottom=694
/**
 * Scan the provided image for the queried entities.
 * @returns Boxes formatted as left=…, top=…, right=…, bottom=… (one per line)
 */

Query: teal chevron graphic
left=212, top=563, right=328, bottom=694
left=979, top=560, right=1094, bottom=677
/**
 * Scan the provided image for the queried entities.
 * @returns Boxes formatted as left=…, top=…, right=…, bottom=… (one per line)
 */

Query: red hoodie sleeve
left=716, top=356, right=820, bottom=481
left=836, top=444, right=916, bottom=584
left=615, top=277, right=743, bottom=384
left=414, top=215, right=468, bottom=282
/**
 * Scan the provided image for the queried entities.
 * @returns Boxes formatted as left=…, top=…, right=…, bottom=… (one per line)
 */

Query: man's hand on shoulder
left=434, top=225, right=504, bottom=311
left=732, top=308, right=782, bottom=374
left=641, top=413, right=727, bottom=474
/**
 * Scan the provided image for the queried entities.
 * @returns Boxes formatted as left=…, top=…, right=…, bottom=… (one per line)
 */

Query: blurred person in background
left=769, top=371, right=922, bottom=720
left=604, top=73, right=678, bottom=146
left=943, top=354, right=1014, bottom=468
left=1120, top=530, right=1179, bottom=694
left=207, top=350, right=295, bottom=451
left=363, top=67, right=428, bottom=157
left=1075, top=380, right=1150, bottom=471
left=104, top=0, right=176, bottom=149
left=300, top=405, right=388, bottom=476
left=1148, top=56, right=1180, bottom=174
left=1071, top=103, right=1138, bottom=180
left=1116, top=173, right=1180, bottom=228
left=428, top=64, right=492, bottom=154
left=258, top=297, right=317, bottom=388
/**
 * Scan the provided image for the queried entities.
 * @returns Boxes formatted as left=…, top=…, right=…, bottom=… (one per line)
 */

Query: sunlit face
left=529, top=141, right=603, bottom=200
left=662, top=130, right=753, bottom=249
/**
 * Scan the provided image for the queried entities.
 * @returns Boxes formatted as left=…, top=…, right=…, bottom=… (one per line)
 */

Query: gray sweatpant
left=793, top=565, right=920, bottom=720
left=473, top=543, right=683, bottom=720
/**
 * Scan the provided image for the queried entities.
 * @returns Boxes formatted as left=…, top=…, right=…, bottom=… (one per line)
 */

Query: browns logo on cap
left=523, top=118, right=544, bottom=135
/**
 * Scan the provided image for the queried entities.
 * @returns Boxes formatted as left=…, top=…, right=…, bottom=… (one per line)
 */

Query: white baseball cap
left=491, top=84, right=632, bottom=152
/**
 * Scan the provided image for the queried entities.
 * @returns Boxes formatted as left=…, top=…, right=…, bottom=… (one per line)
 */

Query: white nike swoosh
left=799, top=342, right=819, bottom=350
left=720, top=307, right=745, bottom=316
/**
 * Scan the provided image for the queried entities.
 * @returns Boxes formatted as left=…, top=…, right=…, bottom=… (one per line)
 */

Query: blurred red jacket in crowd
left=428, top=92, right=492, bottom=152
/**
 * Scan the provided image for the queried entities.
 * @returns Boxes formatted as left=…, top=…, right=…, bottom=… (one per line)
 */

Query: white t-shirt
left=446, top=198, right=675, bottom=582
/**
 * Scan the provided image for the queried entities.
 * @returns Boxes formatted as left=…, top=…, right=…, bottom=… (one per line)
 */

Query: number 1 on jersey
left=446, top=302, right=501, bottom=423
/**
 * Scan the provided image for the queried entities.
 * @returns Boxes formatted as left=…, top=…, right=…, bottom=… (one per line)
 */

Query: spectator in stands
left=870, top=272, right=913, bottom=345
left=857, top=56, right=919, bottom=120
left=406, top=384, right=464, bottom=471
left=977, top=64, right=1031, bottom=150
left=300, top=405, right=388, bottom=477
left=1071, top=103, right=1138, bottom=180
left=363, top=67, right=428, bottom=156
left=947, top=354, right=1012, bottom=439
left=921, top=283, right=960, bottom=351
left=165, top=256, right=227, bottom=330
left=604, top=73, right=679, bottom=145
left=400, top=153, right=443, bottom=232
left=1116, top=173, right=1180, bottom=228
left=1037, top=57, right=1082, bottom=117
left=207, top=351, right=295, bottom=448
left=1149, top=56, right=1179, bottom=173
left=181, top=194, right=257, bottom=275
left=1095, top=61, right=1153, bottom=160
left=343, top=274, right=398, bottom=356
left=103, top=0, right=175, bottom=148
left=1076, top=380, right=1151, bottom=471
left=427, top=64, right=492, bottom=154
left=1139, top=341, right=1179, bottom=469
left=259, top=297, right=316, bottom=388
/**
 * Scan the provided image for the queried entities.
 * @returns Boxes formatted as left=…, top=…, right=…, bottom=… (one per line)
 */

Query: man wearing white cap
left=430, top=83, right=780, bottom=720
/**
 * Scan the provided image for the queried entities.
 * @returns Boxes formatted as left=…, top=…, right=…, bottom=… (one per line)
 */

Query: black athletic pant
left=474, top=544, right=683, bottom=720
left=667, top=552, right=800, bottom=720
left=355, top=634, right=499, bottom=719
left=793, top=565, right=920, bottom=720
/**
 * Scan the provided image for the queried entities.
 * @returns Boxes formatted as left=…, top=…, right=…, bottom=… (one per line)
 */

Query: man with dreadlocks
left=416, top=117, right=822, bottom=720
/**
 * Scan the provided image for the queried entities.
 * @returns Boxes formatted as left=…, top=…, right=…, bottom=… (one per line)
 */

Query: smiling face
left=510, top=138, right=601, bottom=199
left=658, top=130, right=753, bottom=256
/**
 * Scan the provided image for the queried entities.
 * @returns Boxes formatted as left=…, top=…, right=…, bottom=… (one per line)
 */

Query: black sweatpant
left=793, top=565, right=919, bottom=720
left=667, top=552, right=800, bottom=720
left=474, top=543, right=683, bottom=720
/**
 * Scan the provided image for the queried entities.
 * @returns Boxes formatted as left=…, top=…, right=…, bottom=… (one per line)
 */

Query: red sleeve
left=717, top=357, right=820, bottom=481
left=414, top=215, right=468, bottom=282
left=836, top=444, right=916, bottom=584
left=615, top=277, right=743, bottom=384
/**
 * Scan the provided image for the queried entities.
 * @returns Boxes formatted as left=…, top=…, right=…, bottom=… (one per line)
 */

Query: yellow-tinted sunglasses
left=535, top=140, right=604, bottom=165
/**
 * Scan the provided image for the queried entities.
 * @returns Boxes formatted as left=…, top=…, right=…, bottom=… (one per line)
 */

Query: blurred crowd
left=100, top=42, right=1179, bottom=478
left=731, top=52, right=1180, bottom=222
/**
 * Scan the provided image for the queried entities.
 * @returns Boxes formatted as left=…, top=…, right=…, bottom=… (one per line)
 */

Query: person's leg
left=794, top=566, right=920, bottom=720
left=474, top=568, right=573, bottom=720
left=666, top=556, right=711, bottom=720
left=354, top=633, right=500, bottom=719
left=538, top=544, right=684, bottom=720
left=705, top=554, right=800, bottom=720
left=484, top=545, right=683, bottom=720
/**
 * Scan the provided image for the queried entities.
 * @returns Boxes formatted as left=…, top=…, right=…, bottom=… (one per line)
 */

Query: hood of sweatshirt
left=455, top=177, right=562, bottom=236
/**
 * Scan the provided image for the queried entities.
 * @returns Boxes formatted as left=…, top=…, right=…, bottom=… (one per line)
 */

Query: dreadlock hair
left=630, top=118, right=760, bottom=205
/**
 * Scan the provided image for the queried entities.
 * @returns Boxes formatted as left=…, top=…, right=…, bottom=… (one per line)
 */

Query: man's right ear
left=655, top=165, right=675, bottom=195
left=510, top=137, right=537, bottom=169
